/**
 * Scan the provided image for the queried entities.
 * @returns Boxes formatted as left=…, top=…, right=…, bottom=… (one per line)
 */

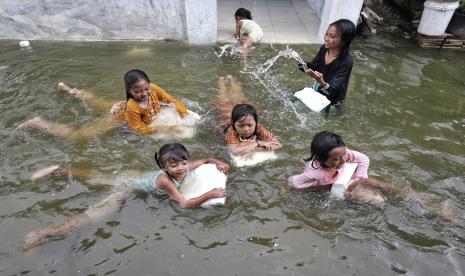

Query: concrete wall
left=306, top=0, right=325, bottom=18
left=0, top=0, right=216, bottom=43
left=318, top=0, right=364, bottom=42
left=185, top=0, right=217, bottom=44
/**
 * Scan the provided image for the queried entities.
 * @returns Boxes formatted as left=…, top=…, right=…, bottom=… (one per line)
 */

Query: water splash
left=257, top=46, right=306, bottom=74
left=214, top=43, right=242, bottom=58
left=240, top=46, right=310, bottom=126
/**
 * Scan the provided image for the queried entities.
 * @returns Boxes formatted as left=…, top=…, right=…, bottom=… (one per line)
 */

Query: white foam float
left=230, top=151, right=278, bottom=167
left=294, top=87, right=331, bottom=112
left=330, top=162, right=358, bottom=199
left=180, top=164, right=227, bottom=207
left=19, top=40, right=30, bottom=47
left=148, top=106, right=201, bottom=140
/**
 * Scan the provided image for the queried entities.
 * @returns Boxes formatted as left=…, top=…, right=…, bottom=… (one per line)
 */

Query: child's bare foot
left=16, top=116, right=45, bottom=130
left=31, top=165, right=60, bottom=182
left=58, top=82, right=85, bottom=98
left=23, top=229, right=51, bottom=250
left=57, top=81, right=72, bottom=92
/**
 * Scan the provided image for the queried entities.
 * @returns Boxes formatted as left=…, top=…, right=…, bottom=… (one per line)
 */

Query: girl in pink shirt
left=288, top=131, right=389, bottom=204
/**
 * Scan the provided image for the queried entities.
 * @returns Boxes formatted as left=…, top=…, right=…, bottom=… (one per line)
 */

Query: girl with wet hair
left=23, top=143, right=229, bottom=251
left=19, top=68, right=190, bottom=140
left=214, top=75, right=281, bottom=157
left=298, top=19, right=356, bottom=109
left=123, top=69, right=189, bottom=134
left=288, top=131, right=398, bottom=204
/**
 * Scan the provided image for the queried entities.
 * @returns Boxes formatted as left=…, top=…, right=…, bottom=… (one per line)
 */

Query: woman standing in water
left=298, top=19, right=356, bottom=111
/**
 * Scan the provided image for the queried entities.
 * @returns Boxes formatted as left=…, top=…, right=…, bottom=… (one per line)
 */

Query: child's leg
left=57, top=82, right=113, bottom=114
left=18, top=116, right=73, bottom=138
left=23, top=173, right=135, bottom=251
left=347, top=183, right=385, bottom=205
left=214, top=76, right=247, bottom=126
left=31, top=165, right=91, bottom=182
left=363, top=176, right=405, bottom=194
left=19, top=115, right=119, bottom=142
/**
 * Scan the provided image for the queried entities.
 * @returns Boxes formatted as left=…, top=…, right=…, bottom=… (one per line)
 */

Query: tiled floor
left=217, top=0, right=321, bottom=44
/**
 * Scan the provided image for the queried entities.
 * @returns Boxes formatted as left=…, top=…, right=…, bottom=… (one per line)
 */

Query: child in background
left=234, top=8, right=263, bottom=60
left=214, top=75, right=281, bottom=157
left=23, top=143, right=229, bottom=250
left=288, top=131, right=392, bottom=204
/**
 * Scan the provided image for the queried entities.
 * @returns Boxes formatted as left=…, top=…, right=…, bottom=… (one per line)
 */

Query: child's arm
left=234, top=20, right=243, bottom=39
left=228, top=141, right=259, bottom=156
left=157, top=175, right=225, bottom=208
left=256, top=125, right=282, bottom=151
left=288, top=165, right=323, bottom=189
left=345, top=149, right=370, bottom=180
left=189, top=158, right=230, bottom=174
left=257, top=136, right=282, bottom=151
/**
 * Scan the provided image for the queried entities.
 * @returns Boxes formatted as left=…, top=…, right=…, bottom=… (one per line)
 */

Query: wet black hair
left=329, top=19, right=356, bottom=59
left=304, top=131, right=346, bottom=169
left=235, top=8, right=252, bottom=20
left=154, top=143, right=190, bottom=170
left=124, top=69, right=150, bottom=100
left=229, top=103, right=258, bottom=134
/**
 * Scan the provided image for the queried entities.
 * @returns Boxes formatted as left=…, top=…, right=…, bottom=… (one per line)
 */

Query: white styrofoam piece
left=179, top=164, right=227, bottom=207
left=330, top=162, right=358, bottom=199
left=149, top=106, right=201, bottom=139
left=230, top=151, right=278, bottom=167
left=294, top=87, right=331, bottom=112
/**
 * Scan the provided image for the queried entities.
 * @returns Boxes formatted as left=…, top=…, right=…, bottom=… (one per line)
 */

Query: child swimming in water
left=288, top=131, right=395, bottom=204
left=214, top=75, right=281, bottom=157
left=19, top=69, right=193, bottom=141
left=23, top=143, right=229, bottom=250
left=234, top=8, right=263, bottom=61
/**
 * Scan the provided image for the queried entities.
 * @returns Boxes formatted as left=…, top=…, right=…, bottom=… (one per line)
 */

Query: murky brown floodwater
left=0, top=30, right=464, bottom=275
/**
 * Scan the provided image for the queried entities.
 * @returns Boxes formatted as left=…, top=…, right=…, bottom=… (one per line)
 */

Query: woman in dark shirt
left=298, top=19, right=356, bottom=107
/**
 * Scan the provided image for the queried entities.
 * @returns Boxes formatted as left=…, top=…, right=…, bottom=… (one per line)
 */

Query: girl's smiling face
left=324, top=25, right=342, bottom=50
left=129, top=79, right=150, bottom=102
left=233, top=115, right=256, bottom=139
left=164, top=159, right=189, bottom=182
left=323, top=146, right=347, bottom=169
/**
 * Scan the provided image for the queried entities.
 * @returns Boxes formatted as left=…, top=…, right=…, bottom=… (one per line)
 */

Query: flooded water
left=0, top=33, right=464, bottom=275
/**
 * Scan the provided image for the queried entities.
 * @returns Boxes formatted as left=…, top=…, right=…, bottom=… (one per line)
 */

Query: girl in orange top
left=19, top=70, right=189, bottom=140
left=123, top=69, right=188, bottom=134
left=214, top=75, right=282, bottom=156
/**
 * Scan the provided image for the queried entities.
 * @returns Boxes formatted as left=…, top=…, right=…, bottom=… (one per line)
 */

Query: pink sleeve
left=288, top=165, right=322, bottom=189
left=346, top=149, right=370, bottom=179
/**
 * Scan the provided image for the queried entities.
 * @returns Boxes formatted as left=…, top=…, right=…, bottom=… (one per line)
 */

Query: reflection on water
left=0, top=35, right=464, bottom=275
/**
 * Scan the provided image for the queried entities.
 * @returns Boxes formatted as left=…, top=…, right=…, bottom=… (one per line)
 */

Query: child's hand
left=257, top=140, right=280, bottom=150
left=234, top=33, right=240, bottom=40
left=306, top=69, right=324, bottom=83
left=207, top=188, right=226, bottom=199
left=215, top=161, right=230, bottom=174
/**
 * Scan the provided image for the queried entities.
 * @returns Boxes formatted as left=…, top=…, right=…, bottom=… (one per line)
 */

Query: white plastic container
left=418, top=1, right=459, bottom=36
left=330, top=163, right=358, bottom=199
left=294, top=87, right=331, bottom=112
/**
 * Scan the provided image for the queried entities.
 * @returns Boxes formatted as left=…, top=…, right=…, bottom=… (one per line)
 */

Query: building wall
left=306, top=0, right=325, bottom=18
left=0, top=0, right=186, bottom=41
